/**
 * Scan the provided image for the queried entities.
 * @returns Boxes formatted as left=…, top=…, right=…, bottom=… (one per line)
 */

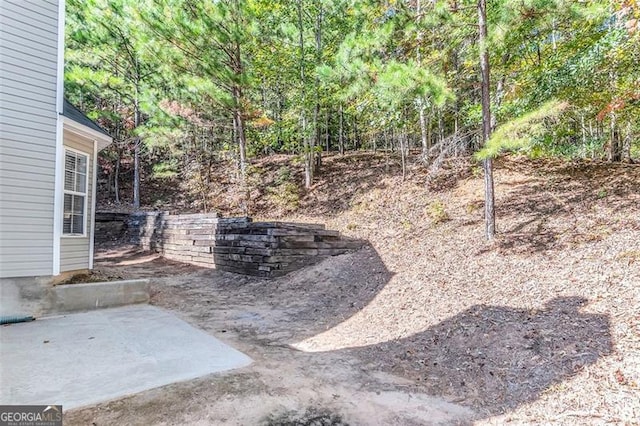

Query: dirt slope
left=289, top=154, right=640, bottom=423
left=87, top=153, right=639, bottom=424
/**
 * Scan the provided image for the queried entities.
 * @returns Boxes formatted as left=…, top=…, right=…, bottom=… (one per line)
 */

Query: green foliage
left=476, top=101, right=569, bottom=160
left=65, top=0, right=640, bottom=210
left=427, top=200, right=450, bottom=224
left=152, top=161, right=179, bottom=179
left=266, top=180, right=300, bottom=213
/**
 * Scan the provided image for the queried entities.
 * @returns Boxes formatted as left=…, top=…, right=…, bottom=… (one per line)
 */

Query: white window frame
left=62, top=147, right=89, bottom=238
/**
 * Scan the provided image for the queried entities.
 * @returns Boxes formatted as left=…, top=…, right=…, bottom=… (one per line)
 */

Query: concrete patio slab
left=0, top=305, right=251, bottom=409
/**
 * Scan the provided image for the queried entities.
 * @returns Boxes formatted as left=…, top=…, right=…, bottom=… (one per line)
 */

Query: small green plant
left=427, top=200, right=450, bottom=224
left=597, top=188, right=607, bottom=199
left=266, top=175, right=300, bottom=213
left=465, top=200, right=483, bottom=214
left=346, top=223, right=358, bottom=231
left=274, top=166, right=292, bottom=185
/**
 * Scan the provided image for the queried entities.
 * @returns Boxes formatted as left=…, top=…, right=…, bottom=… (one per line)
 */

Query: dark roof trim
left=62, top=99, right=112, bottom=138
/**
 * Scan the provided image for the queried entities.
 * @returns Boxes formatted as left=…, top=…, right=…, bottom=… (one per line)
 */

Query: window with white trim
left=63, top=150, right=88, bottom=236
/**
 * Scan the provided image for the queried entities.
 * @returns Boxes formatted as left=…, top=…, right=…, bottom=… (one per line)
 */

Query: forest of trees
left=65, top=0, right=639, bottom=238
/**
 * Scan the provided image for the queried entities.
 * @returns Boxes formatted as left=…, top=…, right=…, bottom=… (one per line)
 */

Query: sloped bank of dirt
left=288, top=155, right=640, bottom=423
left=78, top=154, right=639, bottom=424
left=67, top=246, right=475, bottom=425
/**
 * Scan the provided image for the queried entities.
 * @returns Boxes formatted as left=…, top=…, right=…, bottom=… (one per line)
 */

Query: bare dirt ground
left=67, top=246, right=474, bottom=425
left=77, top=154, right=639, bottom=425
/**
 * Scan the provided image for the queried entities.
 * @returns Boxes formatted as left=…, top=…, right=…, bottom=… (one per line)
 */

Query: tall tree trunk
left=313, top=1, right=323, bottom=174
left=297, top=1, right=312, bottom=188
left=479, top=0, right=495, bottom=240
left=233, top=90, right=247, bottom=176
left=400, top=131, right=407, bottom=181
left=416, top=0, right=429, bottom=157
left=609, top=113, right=622, bottom=162
left=325, top=109, right=330, bottom=152
left=229, top=1, right=248, bottom=179
left=353, top=118, right=359, bottom=150
left=233, top=36, right=247, bottom=177
left=623, top=122, right=632, bottom=162
left=419, top=105, right=429, bottom=156
left=438, top=108, right=444, bottom=144
left=133, top=140, right=140, bottom=209
left=427, top=108, right=433, bottom=154
left=339, top=103, right=344, bottom=155
left=133, top=89, right=141, bottom=210
left=114, top=149, right=121, bottom=205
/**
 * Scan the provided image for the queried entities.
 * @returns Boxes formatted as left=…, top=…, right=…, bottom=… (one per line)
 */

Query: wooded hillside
left=67, top=0, right=639, bottom=232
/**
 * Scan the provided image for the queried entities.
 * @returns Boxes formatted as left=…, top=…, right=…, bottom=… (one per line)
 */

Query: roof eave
left=61, top=116, right=113, bottom=150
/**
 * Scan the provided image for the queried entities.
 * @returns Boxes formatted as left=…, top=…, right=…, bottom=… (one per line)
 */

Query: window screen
left=63, top=150, right=88, bottom=235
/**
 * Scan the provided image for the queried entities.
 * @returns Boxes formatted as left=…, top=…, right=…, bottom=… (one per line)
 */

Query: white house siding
left=0, top=0, right=60, bottom=278
left=60, top=129, right=94, bottom=272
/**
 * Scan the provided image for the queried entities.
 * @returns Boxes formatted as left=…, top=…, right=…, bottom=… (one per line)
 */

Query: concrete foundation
left=0, top=277, right=149, bottom=317
left=44, top=279, right=149, bottom=314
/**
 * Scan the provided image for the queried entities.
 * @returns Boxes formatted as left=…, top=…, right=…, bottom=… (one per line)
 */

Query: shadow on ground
left=493, top=159, right=640, bottom=253
left=332, top=296, right=612, bottom=416
left=94, top=240, right=613, bottom=421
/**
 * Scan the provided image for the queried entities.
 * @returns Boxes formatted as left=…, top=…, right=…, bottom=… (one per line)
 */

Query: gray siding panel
left=0, top=145, right=56, bottom=162
left=0, top=0, right=58, bottom=278
left=0, top=82, right=57, bottom=104
left=0, top=214, right=56, bottom=224
left=1, top=129, right=60, bottom=149
left=0, top=46, right=58, bottom=71
left=2, top=102, right=59, bottom=121
left=13, top=0, right=59, bottom=18
left=60, top=130, right=94, bottom=272
left=0, top=9, right=59, bottom=32
left=0, top=115, right=58, bottom=138
left=0, top=32, right=57, bottom=60
left=0, top=62, right=58, bottom=86
left=0, top=79, right=57, bottom=102
left=1, top=21, right=58, bottom=48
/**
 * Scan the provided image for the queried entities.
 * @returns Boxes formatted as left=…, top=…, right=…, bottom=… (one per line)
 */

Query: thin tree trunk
left=400, top=132, right=407, bottom=181
left=233, top=94, right=247, bottom=176
left=385, top=130, right=390, bottom=172
left=229, top=2, right=248, bottom=179
left=353, top=118, right=359, bottom=150
left=609, top=113, right=622, bottom=162
left=339, top=104, right=344, bottom=155
left=438, top=109, right=444, bottom=144
left=427, top=108, right=433, bottom=153
left=313, top=1, right=323, bottom=174
left=298, top=1, right=312, bottom=188
left=325, top=109, right=330, bottom=152
left=114, top=150, right=121, bottom=204
left=416, top=0, right=429, bottom=157
left=479, top=0, right=495, bottom=240
left=133, top=140, right=140, bottom=209
left=133, top=88, right=141, bottom=210
left=581, top=114, right=587, bottom=158
left=623, top=122, right=632, bottom=162
left=232, top=38, right=247, bottom=178
left=419, top=105, right=428, bottom=156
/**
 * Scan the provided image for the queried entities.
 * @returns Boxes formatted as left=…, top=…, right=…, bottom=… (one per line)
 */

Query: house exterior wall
left=0, top=0, right=60, bottom=278
left=60, top=129, right=94, bottom=272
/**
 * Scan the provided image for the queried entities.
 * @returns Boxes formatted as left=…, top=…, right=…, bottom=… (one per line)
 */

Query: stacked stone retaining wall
left=98, top=212, right=362, bottom=277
